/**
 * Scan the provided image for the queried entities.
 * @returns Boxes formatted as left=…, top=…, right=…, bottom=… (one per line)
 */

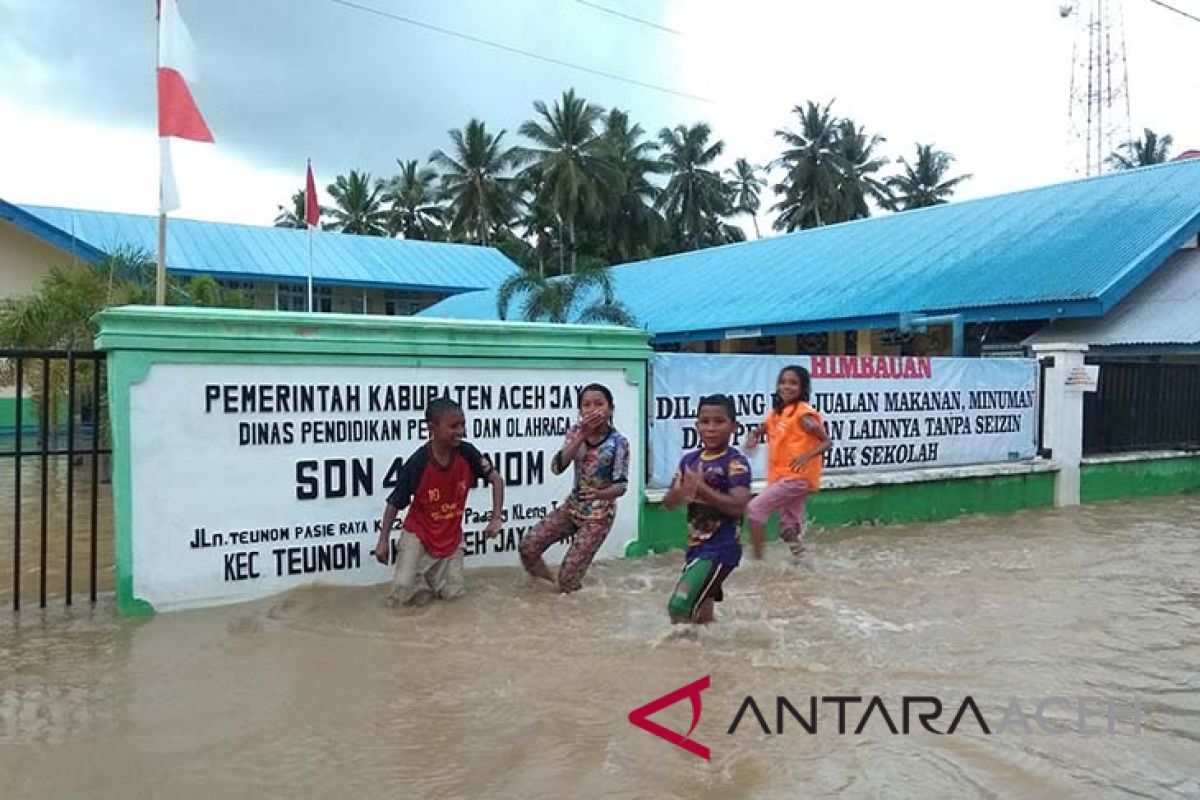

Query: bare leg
left=748, top=521, right=767, bottom=559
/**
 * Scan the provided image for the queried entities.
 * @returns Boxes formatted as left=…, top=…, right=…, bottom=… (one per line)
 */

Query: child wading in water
left=665, top=394, right=751, bottom=624
left=372, top=398, right=504, bottom=605
left=745, top=365, right=831, bottom=560
left=519, top=383, right=630, bottom=592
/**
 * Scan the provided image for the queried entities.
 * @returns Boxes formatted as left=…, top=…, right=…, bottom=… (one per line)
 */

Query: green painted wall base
left=629, top=471, right=1057, bottom=557
left=631, top=455, right=1200, bottom=559
left=0, top=396, right=68, bottom=434
left=1081, top=455, right=1200, bottom=503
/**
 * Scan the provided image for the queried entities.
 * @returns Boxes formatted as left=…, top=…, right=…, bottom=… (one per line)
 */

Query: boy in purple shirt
left=664, top=394, right=752, bottom=624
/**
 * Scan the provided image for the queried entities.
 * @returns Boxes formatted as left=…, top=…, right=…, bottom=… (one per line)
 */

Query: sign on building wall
left=128, top=364, right=640, bottom=610
left=649, top=354, right=1037, bottom=488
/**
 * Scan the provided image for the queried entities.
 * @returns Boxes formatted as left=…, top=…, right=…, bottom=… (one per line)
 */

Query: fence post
left=1032, top=342, right=1089, bottom=506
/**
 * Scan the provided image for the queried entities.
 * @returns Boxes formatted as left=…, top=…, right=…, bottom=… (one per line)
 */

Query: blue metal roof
left=421, top=159, right=1200, bottom=341
left=0, top=201, right=519, bottom=293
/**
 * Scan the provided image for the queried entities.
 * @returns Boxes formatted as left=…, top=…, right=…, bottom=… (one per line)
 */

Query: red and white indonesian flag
left=158, top=0, right=213, bottom=212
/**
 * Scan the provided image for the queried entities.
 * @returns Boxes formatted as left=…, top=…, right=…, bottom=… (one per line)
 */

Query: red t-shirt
left=387, top=442, right=493, bottom=558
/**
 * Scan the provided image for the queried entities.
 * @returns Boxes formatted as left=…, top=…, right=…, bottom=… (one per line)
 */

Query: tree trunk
left=568, top=216, right=577, bottom=275
left=556, top=213, right=565, bottom=276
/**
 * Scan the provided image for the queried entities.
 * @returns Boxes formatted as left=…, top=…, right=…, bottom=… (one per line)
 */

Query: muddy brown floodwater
left=2, top=493, right=1199, bottom=799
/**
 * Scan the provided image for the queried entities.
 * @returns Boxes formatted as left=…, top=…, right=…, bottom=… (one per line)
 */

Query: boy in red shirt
left=372, top=398, right=504, bottom=605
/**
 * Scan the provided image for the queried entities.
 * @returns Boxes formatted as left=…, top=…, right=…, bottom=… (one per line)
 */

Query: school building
left=0, top=199, right=519, bottom=314
left=422, top=158, right=1200, bottom=359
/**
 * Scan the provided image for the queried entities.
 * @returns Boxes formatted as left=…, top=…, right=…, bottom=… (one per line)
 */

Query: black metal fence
left=1083, top=360, right=1200, bottom=455
left=1, top=350, right=109, bottom=611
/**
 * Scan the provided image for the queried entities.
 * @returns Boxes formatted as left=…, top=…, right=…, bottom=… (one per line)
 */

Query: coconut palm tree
left=325, top=171, right=388, bottom=235
left=514, top=185, right=569, bottom=275
left=771, top=100, right=845, bottom=231
left=517, top=89, right=614, bottom=272
left=597, top=109, right=664, bottom=263
left=496, top=260, right=635, bottom=326
left=274, top=190, right=309, bottom=229
left=656, top=122, right=728, bottom=251
left=381, top=159, right=445, bottom=240
left=831, top=119, right=889, bottom=220
left=430, top=118, right=521, bottom=245
left=886, top=144, right=972, bottom=210
left=725, top=158, right=765, bottom=238
left=1106, top=128, right=1174, bottom=170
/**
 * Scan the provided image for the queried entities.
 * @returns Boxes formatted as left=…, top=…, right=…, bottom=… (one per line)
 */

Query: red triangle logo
left=628, top=675, right=711, bottom=760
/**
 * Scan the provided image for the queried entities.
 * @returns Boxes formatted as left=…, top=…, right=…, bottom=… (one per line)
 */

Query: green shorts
left=668, top=558, right=734, bottom=621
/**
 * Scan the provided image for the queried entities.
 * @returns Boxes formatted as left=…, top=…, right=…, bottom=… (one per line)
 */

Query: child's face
left=777, top=370, right=803, bottom=403
left=696, top=405, right=734, bottom=452
left=579, top=390, right=612, bottom=428
left=430, top=410, right=466, bottom=448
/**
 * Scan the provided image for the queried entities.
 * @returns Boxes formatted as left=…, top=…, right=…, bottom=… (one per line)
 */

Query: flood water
left=0, top=457, right=115, bottom=607
left=2, top=492, right=1199, bottom=799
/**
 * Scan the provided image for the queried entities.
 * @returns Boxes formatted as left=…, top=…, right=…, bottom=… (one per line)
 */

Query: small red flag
left=305, top=161, right=319, bottom=227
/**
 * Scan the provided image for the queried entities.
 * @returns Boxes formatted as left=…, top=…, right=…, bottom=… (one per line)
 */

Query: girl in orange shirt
left=745, top=365, right=831, bottom=560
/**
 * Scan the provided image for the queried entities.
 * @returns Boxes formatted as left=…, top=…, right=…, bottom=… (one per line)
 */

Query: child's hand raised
left=562, top=424, right=585, bottom=452
left=483, top=517, right=503, bottom=538
left=745, top=426, right=761, bottom=452
left=680, top=464, right=704, bottom=501
left=579, top=408, right=607, bottom=430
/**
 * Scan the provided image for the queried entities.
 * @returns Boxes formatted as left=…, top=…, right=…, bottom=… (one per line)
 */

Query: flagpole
left=307, top=224, right=314, bottom=313
left=156, top=210, right=167, bottom=305
left=155, top=0, right=165, bottom=305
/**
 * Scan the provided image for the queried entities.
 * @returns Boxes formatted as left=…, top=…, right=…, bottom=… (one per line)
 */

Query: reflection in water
left=2, top=494, right=1199, bottom=799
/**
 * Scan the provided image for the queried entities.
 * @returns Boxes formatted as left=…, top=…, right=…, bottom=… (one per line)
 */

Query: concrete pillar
left=1032, top=343, right=1089, bottom=507
left=856, top=329, right=874, bottom=356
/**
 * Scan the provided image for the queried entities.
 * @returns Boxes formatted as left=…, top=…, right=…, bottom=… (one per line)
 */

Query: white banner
left=649, top=354, right=1037, bottom=488
left=129, top=364, right=640, bottom=610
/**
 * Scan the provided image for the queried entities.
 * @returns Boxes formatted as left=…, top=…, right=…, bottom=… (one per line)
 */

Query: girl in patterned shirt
left=519, top=383, right=630, bottom=592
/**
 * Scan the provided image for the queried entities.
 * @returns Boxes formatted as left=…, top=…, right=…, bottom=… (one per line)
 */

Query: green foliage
left=1106, top=128, right=1174, bottom=170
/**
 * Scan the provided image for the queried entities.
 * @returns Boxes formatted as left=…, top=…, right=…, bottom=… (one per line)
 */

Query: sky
left=0, top=0, right=1197, bottom=233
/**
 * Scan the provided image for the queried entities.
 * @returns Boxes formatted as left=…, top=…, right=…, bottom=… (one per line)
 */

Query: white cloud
left=0, top=96, right=306, bottom=224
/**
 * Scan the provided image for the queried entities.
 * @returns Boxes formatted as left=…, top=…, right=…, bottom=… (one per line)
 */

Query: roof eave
left=0, top=199, right=109, bottom=264
left=1094, top=213, right=1200, bottom=314
left=651, top=298, right=1106, bottom=344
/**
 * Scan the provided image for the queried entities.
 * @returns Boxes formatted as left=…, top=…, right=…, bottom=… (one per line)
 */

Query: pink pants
left=746, top=479, right=811, bottom=544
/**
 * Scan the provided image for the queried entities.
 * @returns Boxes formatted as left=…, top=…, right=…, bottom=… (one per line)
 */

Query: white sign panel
left=129, top=364, right=640, bottom=611
left=649, top=354, right=1037, bottom=487
left=1066, top=364, right=1100, bottom=392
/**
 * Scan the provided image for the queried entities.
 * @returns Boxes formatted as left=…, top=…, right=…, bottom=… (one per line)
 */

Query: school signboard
left=649, top=353, right=1038, bottom=488
left=97, top=308, right=649, bottom=614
